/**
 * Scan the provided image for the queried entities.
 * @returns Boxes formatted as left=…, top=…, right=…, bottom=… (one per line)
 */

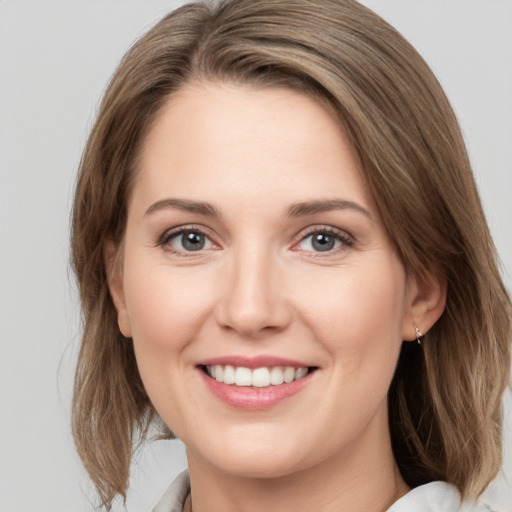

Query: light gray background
left=0, top=1, right=511, bottom=511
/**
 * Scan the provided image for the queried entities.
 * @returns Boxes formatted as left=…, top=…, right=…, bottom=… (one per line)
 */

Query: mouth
left=196, top=356, right=318, bottom=409
left=200, top=364, right=317, bottom=387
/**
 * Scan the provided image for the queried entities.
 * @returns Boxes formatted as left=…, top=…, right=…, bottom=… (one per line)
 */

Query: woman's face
left=110, top=83, right=419, bottom=479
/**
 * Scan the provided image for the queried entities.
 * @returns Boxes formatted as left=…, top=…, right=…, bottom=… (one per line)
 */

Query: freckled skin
left=108, top=83, right=444, bottom=512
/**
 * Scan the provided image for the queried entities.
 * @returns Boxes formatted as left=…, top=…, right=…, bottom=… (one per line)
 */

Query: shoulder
left=387, top=481, right=495, bottom=512
left=152, top=470, right=190, bottom=512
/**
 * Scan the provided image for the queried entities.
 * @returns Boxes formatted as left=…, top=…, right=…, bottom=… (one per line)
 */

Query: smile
left=197, top=357, right=318, bottom=410
left=204, top=365, right=311, bottom=387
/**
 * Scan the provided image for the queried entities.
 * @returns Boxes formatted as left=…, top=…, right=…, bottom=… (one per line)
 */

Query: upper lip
left=196, top=355, right=313, bottom=369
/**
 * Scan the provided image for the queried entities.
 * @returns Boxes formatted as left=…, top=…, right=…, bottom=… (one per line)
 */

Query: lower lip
left=199, top=369, right=313, bottom=410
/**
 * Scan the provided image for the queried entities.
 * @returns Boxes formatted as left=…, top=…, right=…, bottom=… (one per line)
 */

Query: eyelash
left=157, top=225, right=215, bottom=256
left=157, top=224, right=354, bottom=256
left=293, top=225, right=354, bottom=255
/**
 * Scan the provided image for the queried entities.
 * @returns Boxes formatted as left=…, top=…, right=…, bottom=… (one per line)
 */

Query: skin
left=107, top=83, right=445, bottom=512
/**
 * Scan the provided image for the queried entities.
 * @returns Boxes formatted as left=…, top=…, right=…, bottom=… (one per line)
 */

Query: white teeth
left=252, top=367, right=270, bottom=387
left=223, top=365, right=235, bottom=385
left=270, top=367, right=284, bottom=385
left=235, top=367, right=252, bottom=386
left=205, top=365, right=311, bottom=387
left=283, top=367, right=295, bottom=383
left=295, top=367, right=308, bottom=380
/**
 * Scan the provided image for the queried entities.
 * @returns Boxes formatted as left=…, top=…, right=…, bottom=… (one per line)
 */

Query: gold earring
left=414, top=323, right=423, bottom=345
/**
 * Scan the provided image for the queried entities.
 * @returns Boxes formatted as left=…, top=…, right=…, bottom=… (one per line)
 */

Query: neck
left=185, top=413, right=409, bottom=512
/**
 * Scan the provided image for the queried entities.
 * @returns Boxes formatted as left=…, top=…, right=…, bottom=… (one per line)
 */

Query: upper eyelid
left=157, top=223, right=354, bottom=249
left=157, top=224, right=218, bottom=248
left=290, top=226, right=354, bottom=255
left=293, top=224, right=353, bottom=242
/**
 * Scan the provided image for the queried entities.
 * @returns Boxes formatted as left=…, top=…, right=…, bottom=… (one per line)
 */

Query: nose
left=214, top=245, right=292, bottom=338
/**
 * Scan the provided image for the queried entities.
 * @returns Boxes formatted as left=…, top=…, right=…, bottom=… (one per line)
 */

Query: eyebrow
left=285, top=199, right=371, bottom=219
left=145, top=198, right=221, bottom=217
left=145, top=197, right=371, bottom=220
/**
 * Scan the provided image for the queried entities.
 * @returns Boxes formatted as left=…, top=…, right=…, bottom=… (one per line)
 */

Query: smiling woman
left=70, top=1, right=511, bottom=511
left=108, top=86, right=421, bottom=500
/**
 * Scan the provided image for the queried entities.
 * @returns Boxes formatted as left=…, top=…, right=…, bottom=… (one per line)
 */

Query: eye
left=294, top=227, right=352, bottom=254
left=161, top=227, right=216, bottom=254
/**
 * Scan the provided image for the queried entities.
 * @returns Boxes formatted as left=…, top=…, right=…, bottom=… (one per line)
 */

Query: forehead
left=132, top=82, right=373, bottom=215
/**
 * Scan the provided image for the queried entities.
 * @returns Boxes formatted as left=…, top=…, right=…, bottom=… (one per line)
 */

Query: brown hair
left=71, top=0, right=511, bottom=508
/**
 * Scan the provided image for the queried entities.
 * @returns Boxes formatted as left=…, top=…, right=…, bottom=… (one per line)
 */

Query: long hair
left=71, top=0, right=511, bottom=507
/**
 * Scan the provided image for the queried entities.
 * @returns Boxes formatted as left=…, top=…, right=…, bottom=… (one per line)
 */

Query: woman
left=71, top=0, right=511, bottom=510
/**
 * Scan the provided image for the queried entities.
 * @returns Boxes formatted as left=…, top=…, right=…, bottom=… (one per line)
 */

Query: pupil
left=312, top=233, right=334, bottom=252
left=182, top=232, right=205, bottom=251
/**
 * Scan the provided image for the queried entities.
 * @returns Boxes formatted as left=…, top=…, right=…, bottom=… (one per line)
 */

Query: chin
left=186, top=427, right=314, bottom=479
left=213, top=451, right=307, bottom=480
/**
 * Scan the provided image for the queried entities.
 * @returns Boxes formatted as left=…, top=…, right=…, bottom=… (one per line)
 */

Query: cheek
left=121, top=261, right=220, bottom=427
left=297, top=257, right=407, bottom=368
left=295, top=258, right=408, bottom=441
left=122, top=257, right=215, bottom=371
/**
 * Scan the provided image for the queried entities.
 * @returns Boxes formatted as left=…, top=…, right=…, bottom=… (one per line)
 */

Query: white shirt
left=388, top=480, right=494, bottom=511
left=152, top=470, right=495, bottom=512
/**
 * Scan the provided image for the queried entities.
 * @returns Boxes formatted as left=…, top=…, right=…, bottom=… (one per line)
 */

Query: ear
left=104, top=239, right=132, bottom=338
left=402, top=271, right=447, bottom=341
